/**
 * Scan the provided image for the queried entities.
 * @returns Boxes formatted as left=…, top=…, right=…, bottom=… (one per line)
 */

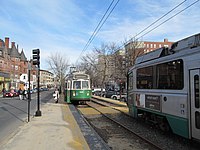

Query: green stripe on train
left=65, top=90, right=91, bottom=103
left=130, top=106, right=189, bottom=138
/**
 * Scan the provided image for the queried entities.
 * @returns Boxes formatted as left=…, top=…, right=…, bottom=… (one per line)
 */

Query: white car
left=111, top=93, right=127, bottom=102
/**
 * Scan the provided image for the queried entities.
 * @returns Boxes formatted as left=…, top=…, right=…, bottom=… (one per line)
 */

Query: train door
left=66, top=81, right=71, bottom=103
left=190, top=69, right=200, bottom=140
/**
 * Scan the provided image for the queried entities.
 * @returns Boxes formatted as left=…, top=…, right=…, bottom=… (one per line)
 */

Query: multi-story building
left=40, top=69, right=54, bottom=88
left=0, top=37, right=28, bottom=91
left=0, top=37, right=38, bottom=93
left=125, top=38, right=174, bottom=69
left=96, top=38, right=174, bottom=90
left=97, top=49, right=126, bottom=90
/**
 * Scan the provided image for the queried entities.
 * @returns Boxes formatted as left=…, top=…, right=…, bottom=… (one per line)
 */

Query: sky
left=0, top=0, right=200, bottom=70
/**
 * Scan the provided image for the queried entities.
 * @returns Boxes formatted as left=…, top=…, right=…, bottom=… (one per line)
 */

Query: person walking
left=2, top=87, right=6, bottom=97
left=22, top=89, right=27, bottom=100
left=54, top=88, right=59, bottom=103
left=18, top=88, right=23, bottom=100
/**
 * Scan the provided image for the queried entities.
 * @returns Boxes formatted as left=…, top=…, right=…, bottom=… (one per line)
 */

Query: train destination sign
left=145, top=95, right=161, bottom=111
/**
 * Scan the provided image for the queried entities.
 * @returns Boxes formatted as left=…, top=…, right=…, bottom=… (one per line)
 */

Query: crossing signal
left=32, top=49, right=40, bottom=66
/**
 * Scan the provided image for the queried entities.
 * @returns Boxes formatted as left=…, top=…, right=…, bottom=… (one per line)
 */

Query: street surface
left=0, top=90, right=54, bottom=144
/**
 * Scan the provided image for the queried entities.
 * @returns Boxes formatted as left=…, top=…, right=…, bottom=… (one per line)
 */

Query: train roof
left=135, top=33, right=200, bottom=65
left=67, top=71, right=90, bottom=80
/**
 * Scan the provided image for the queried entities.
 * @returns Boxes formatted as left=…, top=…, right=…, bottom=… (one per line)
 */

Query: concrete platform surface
left=0, top=103, right=90, bottom=150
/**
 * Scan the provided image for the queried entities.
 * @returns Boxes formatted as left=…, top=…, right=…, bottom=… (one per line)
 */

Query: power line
left=83, top=0, right=120, bottom=52
left=76, top=0, right=120, bottom=64
left=130, top=0, right=187, bottom=42
left=137, top=0, right=199, bottom=40
left=120, top=0, right=187, bottom=49
left=82, top=0, right=116, bottom=53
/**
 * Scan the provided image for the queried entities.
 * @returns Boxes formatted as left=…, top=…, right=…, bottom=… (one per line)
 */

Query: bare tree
left=77, top=52, right=98, bottom=87
left=46, top=52, right=70, bottom=92
left=78, top=43, right=121, bottom=94
left=124, top=38, right=145, bottom=72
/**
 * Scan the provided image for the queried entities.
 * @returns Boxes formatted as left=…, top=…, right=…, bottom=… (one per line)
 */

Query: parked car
left=11, top=89, right=19, bottom=97
left=32, top=88, right=38, bottom=93
left=92, top=88, right=105, bottom=96
left=42, top=88, right=49, bottom=91
left=3, top=91, right=14, bottom=97
left=111, top=93, right=127, bottom=102
left=105, top=90, right=119, bottom=98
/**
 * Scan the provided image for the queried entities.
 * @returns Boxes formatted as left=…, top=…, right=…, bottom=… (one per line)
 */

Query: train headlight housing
left=73, top=91, right=76, bottom=96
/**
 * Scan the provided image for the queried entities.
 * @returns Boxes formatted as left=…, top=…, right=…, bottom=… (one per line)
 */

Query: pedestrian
left=54, top=88, right=59, bottom=103
left=23, top=90, right=27, bottom=100
left=2, top=87, right=6, bottom=97
left=18, top=88, right=23, bottom=100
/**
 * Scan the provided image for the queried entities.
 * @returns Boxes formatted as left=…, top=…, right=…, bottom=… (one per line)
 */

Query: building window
left=164, top=44, right=169, bottom=47
left=154, top=44, right=156, bottom=48
left=15, top=66, right=18, bottom=70
left=146, top=44, right=149, bottom=48
left=0, top=50, right=3, bottom=56
left=24, top=75, right=26, bottom=80
left=159, top=44, right=162, bottom=48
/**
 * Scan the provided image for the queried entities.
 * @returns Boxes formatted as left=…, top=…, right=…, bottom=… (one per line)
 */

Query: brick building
left=125, top=38, right=174, bottom=69
left=0, top=37, right=37, bottom=93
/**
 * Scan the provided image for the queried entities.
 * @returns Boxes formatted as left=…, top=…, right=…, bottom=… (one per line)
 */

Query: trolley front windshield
left=73, top=80, right=90, bottom=89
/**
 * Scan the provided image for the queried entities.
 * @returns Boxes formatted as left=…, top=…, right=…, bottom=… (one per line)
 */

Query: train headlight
left=73, top=91, right=76, bottom=96
left=87, top=92, right=89, bottom=96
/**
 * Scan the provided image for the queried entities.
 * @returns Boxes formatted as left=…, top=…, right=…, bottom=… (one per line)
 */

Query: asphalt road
left=0, top=90, right=54, bottom=144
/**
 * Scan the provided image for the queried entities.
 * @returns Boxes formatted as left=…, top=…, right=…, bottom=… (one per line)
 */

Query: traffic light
left=32, top=49, right=40, bottom=66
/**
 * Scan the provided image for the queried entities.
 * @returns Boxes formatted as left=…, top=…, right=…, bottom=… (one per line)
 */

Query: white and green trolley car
left=127, top=33, right=200, bottom=141
left=65, top=71, right=91, bottom=104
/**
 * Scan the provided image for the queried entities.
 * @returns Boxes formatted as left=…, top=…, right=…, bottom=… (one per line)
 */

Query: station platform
left=0, top=102, right=109, bottom=150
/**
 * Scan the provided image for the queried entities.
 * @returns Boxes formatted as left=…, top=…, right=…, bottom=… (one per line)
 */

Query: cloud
left=95, top=0, right=200, bottom=46
left=0, top=0, right=200, bottom=70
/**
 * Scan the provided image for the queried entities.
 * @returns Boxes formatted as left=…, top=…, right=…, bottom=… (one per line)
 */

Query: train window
left=73, top=81, right=81, bottom=89
left=157, top=59, right=183, bottom=89
left=68, top=81, right=70, bottom=89
left=136, top=59, right=183, bottom=89
left=128, top=72, right=133, bottom=90
left=65, top=82, right=68, bottom=88
left=194, top=75, right=200, bottom=108
left=137, top=66, right=153, bottom=89
left=195, top=111, right=200, bottom=129
left=82, top=81, right=89, bottom=89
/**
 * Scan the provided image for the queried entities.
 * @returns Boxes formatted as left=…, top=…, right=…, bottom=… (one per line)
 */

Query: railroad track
left=77, top=101, right=162, bottom=150
left=77, top=97, right=199, bottom=150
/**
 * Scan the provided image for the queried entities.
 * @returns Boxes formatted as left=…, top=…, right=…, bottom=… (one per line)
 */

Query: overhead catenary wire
left=137, top=0, right=199, bottom=40
left=76, top=0, right=120, bottom=64
left=119, top=0, right=188, bottom=49
left=82, top=0, right=116, bottom=53
left=129, top=0, right=187, bottom=42
left=83, top=0, right=120, bottom=52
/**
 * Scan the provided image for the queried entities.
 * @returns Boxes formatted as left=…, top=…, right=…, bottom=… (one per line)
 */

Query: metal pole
left=28, top=63, right=31, bottom=122
left=35, top=64, right=41, bottom=116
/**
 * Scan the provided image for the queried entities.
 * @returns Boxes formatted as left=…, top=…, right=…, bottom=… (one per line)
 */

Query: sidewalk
left=0, top=103, right=90, bottom=150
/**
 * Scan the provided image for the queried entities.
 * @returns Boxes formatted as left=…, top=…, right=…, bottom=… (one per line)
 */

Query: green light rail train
left=64, top=71, right=91, bottom=104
